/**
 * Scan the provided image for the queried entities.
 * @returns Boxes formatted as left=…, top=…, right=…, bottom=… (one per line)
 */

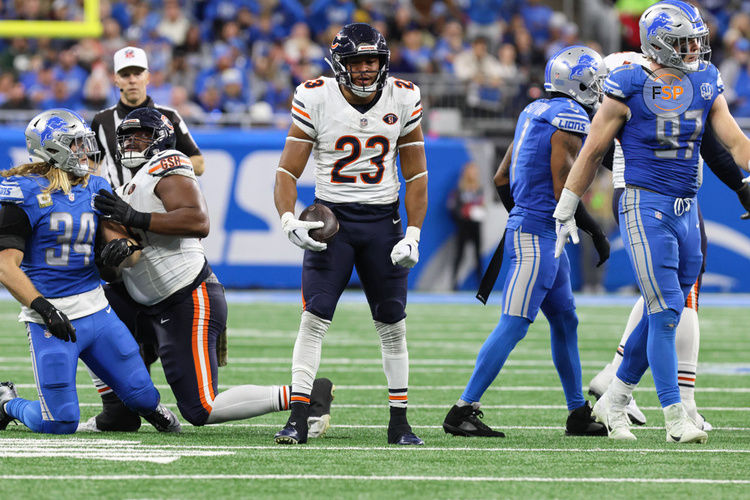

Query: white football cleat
left=683, top=399, right=712, bottom=431
left=664, top=403, right=708, bottom=444
left=625, top=397, right=647, bottom=426
left=76, top=416, right=102, bottom=432
left=588, top=363, right=616, bottom=400
left=307, top=414, right=331, bottom=438
left=593, top=391, right=637, bottom=441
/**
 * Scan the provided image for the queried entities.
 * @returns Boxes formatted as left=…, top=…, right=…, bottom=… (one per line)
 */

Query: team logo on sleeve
left=700, top=83, right=713, bottom=100
left=383, top=113, right=398, bottom=125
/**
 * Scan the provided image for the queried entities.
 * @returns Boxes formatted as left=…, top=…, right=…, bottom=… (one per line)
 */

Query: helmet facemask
left=330, top=52, right=389, bottom=97
left=117, top=126, right=159, bottom=170
left=25, top=109, right=100, bottom=178
left=640, top=1, right=711, bottom=73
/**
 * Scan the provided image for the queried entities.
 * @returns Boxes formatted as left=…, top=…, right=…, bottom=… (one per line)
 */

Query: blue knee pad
left=461, top=314, right=531, bottom=403
left=372, top=298, right=406, bottom=324
left=648, top=309, right=681, bottom=407
left=546, top=309, right=585, bottom=411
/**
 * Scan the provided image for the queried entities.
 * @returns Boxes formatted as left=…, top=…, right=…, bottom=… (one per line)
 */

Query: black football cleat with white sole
left=276, top=402, right=309, bottom=444
left=388, top=424, right=424, bottom=445
left=0, top=381, right=19, bottom=430
left=443, top=404, right=505, bottom=437
left=565, top=401, right=608, bottom=436
left=308, top=378, right=335, bottom=438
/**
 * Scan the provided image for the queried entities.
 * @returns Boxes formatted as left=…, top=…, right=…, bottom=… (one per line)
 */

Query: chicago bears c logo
left=383, top=113, right=398, bottom=125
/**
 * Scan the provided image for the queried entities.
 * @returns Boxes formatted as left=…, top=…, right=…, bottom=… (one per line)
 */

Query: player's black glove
left=30, top=297, right=76, bottom=342
left=100, top=238, right=143, bottom=267
left=95, top=189, right=151, bottom=230
left=591, top=231, right=610, bottom=268
left=736, top=183, right=750, bottom=220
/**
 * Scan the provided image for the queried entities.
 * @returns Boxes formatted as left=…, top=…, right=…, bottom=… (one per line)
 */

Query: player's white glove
left=281, top=211, right=327, bottom=252
left=391, top=226, right=420, bottom=268
left=553, top=188, right=581, bottom=258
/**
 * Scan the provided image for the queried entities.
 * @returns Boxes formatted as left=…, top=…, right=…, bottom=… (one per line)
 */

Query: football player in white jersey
left=273, top=23, right=428, bottom=445
left=79, top=108, right=334, bottom=432
left=588, top=51, right=750, bottom=431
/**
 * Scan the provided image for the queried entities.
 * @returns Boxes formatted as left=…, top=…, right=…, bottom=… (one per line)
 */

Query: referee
left=91, top=46, right=204, bottom=188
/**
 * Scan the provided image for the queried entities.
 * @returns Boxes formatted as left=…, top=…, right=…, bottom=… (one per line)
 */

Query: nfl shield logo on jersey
left=360, top=117, right=368, bottom=128
left=700, top=83, right=713, bottom=100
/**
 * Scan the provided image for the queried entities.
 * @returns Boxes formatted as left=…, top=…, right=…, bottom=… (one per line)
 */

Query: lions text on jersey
left=507, top=97, right=591, bottom=239
left=291, top=76, right=423, bottom=204
left=116, top=149, right=206, bottom=305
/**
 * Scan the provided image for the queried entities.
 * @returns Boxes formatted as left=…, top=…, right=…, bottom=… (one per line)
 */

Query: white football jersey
left=604, top=52, right=649, bottom=189
left=116, top=150, right=206, bottom=306
left=291, top=76, right=423, bottom=204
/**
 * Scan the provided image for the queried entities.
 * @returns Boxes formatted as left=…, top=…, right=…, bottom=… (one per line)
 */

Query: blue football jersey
left=602, top=63, right=724, bottom=198
left=508, top=97, right=590, bottom=237
left=0, top=174, right=112, bottom=298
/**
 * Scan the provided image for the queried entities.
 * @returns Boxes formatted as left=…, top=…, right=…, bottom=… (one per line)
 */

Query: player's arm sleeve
left=400, top=83, right=423, bottom=137
left=171, top=111, right=202, bottom=157
left=0, top=203, right=31, bottom=252
left=548, top=103, right=591, bottom=136
left=150, top=153, right=197, bottom=180
left=701, top=122, right=745, bottom=191
left=291, top=83, right=319, bottom=139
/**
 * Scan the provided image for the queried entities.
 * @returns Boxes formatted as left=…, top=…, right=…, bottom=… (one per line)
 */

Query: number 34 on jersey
left=291, top=76, right=423, bottom=205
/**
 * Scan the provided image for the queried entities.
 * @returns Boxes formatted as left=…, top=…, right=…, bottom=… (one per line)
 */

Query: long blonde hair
left=1, top=162, right=89, bottom=195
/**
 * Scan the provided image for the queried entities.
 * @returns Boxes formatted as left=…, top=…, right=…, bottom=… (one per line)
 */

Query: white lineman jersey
left=291, top=76, right=423, bottom=204
left=116, top=149, right=206, bottom=306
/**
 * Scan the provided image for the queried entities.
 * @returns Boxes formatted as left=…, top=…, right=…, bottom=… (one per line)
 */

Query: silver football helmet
left=24, top=108, right=99, bottom=177
left=639, top=0, right=710, bottom=73
left=544, top=45, right=606, bottom=108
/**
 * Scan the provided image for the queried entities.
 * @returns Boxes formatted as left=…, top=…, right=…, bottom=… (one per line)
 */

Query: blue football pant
left=5, top=307, right=159, bottom=434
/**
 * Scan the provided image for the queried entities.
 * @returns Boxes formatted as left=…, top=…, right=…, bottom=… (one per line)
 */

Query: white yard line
left=3, top=474, right=750, bottom=484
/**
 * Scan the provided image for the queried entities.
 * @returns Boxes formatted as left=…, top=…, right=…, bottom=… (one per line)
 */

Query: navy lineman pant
left=105, top=275, right=228, bottom=426
left=5, top=307, right=159, bottom=434
left=302, top=200, right=409, bottom=324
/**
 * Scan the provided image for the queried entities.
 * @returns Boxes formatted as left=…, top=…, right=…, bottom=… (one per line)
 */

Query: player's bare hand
left=391, top=226, right=420, bottom=268
left=281, top=212, right=327, bottom=251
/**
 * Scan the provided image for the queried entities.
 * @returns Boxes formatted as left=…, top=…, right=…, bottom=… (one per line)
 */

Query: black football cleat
left=0, top=381, right=19, bottom=430
left=443, top=404, right=505, bottom=437
left=78, top=394, right=142, bottom=432
left=141, top=403, right=182, bottom=433
left=275, top=420, right=308, bottom=444
left=565, top=400, right=608, bottom=436
left=387, top=423, right=424, bottom=445
left=308, top=378, right=335, bottom=438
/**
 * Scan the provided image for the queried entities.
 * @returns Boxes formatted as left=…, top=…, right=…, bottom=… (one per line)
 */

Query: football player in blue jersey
left=0, top=109, right=181, bottom=434
left=554, top=0, right=750, bottom=443
left=443, top=46, right=610, bottom=438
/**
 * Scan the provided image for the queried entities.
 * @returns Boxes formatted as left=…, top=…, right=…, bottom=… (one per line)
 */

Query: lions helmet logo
left=383, top=113, right=398, bottom=125
left=646, top=12, right=673, bottom=38
left=563, top=54, right=598, bottom=80
left=36, top=116, right=69, bottom=147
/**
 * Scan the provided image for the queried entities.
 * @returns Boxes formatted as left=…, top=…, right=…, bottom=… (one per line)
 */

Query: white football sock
left=291, top=311, right=330, bottom=395
left=375, top=319, right=409, bottom=408
left=85, top=364, right=113, bottom=396
left=676, top=306, right=699, bottom=403
left=206, top=385, right=290, bottom=424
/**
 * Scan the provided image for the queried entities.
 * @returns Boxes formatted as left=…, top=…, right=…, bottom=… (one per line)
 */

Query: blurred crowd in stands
left=1, top=0, right=749, bottom=130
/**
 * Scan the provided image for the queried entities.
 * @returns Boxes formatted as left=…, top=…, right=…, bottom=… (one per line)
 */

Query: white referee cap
left=114, top=46, right=148, bottom=73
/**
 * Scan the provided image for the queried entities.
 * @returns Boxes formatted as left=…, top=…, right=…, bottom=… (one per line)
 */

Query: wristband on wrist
left=405, top=225, right=421, bottom=242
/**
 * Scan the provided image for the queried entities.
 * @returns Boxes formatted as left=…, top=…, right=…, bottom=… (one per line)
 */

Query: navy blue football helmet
left=327, top=23, right=390, bottom=97
left=116, top=107, right=176, bottom=169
